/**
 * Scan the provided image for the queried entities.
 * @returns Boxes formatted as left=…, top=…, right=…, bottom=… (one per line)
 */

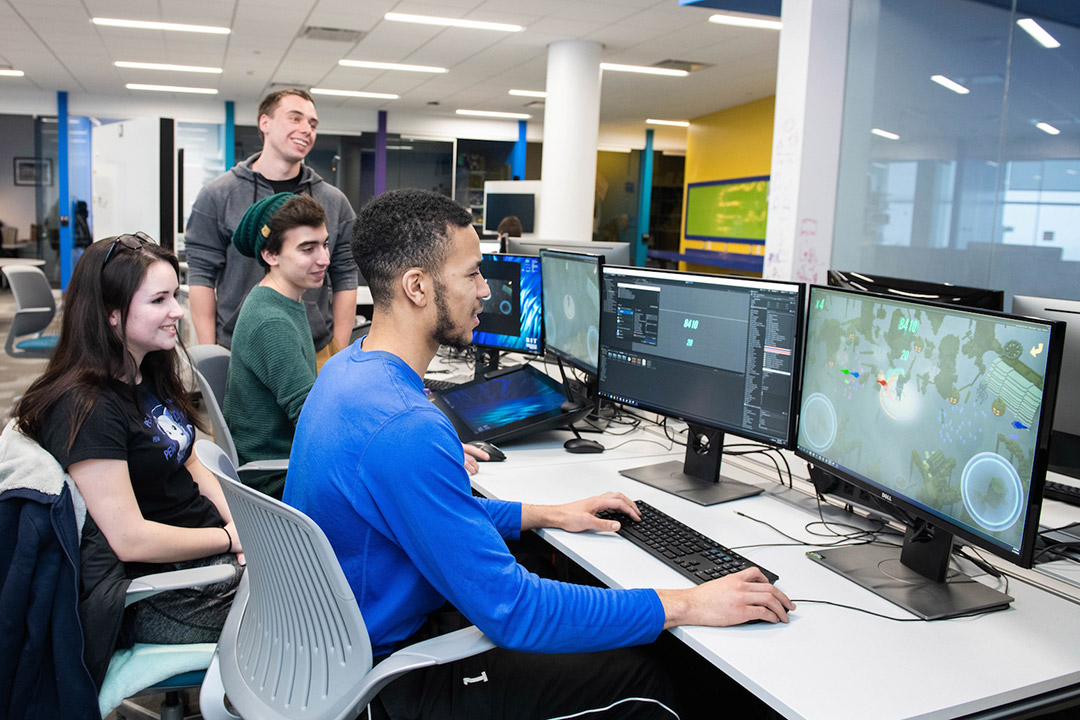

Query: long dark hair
left=14, top=235, right=202, bottom=449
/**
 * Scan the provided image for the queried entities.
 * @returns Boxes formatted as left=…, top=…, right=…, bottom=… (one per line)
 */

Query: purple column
left=374, top=110, right=387, bottom=197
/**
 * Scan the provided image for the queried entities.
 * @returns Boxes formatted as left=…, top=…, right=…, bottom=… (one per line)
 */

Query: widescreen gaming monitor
left=473, top=253, right=543, bottom=377
left=508, top=237, right=631, bottom=267
left=828, top=270, right=1004, bottom=311
left=1012, top=295, right=1080, bottom=480
left=796, top=285, right=1064, bottom=619
left=598, top=266, right=804, bottom=505
left=540, top=249, right=603, bottom=376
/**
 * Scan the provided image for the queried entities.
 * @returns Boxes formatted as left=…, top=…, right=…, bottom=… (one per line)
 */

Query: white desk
left=471, top=434, right=1080, bottom=720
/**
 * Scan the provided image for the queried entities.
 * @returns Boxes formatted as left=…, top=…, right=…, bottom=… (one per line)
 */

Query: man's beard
left=433, top=280, right=474, bottom=351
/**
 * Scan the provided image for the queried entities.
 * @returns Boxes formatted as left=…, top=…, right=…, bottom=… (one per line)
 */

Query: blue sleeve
left=476, top=497, right=521, bottom=540
left=361, top=410, right=665, bottom=654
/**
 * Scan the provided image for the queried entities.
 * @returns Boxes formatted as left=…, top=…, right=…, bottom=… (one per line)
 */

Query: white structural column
left=763, top=0, right=851, bottom=283
left=539, top=40, right=602, bottom=241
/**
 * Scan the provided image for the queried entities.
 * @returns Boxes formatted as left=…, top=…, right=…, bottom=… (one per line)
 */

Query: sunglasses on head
left=102, top=232, right=154, bottom=266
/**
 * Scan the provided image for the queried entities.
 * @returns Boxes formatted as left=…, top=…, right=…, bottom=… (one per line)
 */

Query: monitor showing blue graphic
left=474, top=253, right=542, bottom=356
left=540, top=249, right=602, bottom=375
left=796, top=285, right=1064, bottom=619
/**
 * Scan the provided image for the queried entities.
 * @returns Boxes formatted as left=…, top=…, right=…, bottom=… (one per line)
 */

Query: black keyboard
left=1044, top=480, right=1080, bottom=508
left=596, top=500, right=778, bottom=585
left=423, top=377, right=462, bottom=392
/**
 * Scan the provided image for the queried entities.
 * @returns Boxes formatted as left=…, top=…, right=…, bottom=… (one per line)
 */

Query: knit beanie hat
left=231, top=192, right=292, bottom=266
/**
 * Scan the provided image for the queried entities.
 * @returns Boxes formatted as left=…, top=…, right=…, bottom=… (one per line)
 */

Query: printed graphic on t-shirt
left=142, top=399, right=194, bottom=464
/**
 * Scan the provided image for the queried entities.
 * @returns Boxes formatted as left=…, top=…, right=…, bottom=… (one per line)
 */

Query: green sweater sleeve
left=243, top=315, right=316, bottom=425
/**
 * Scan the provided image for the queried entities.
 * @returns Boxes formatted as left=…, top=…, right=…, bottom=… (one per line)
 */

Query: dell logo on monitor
left=881, top=492, right=893, bottom=502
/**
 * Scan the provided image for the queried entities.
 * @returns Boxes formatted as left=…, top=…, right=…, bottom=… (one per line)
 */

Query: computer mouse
left=469, top=441, right=506, bottom=462
left=563, top=437, right=605, bottom=454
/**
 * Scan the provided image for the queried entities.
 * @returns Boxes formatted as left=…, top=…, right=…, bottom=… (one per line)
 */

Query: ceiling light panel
left=600, top=63, right=688, bottom=77
left=708, top=14, right=783, bottom=30
left=310, top=88, right=400, bottom=100
left=115, top=61, right=223, bottom=74
left=930, top=74, right=970, bottom=94
left=456, top=109, right=531, bottom=119
left=1016, top=18, right=1061, bottom=49
left=647, top=118, right=690, bottom=127
left=339, top=59, right=447, bottom=73
left=126, top=83, right=218, bottom=94
left=92, top=18, right=231, bottom=34
left=384, top=12, right=524, bottom=33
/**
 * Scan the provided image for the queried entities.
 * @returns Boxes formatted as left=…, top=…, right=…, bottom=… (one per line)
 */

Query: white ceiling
left=0, top=0, right=781, bottom=145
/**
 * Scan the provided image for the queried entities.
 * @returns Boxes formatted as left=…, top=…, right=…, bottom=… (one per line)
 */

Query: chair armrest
left=125, top=564, right=237, bottom=607
left=353, top=626, right=495, bottom=709
left=237, top=458, right=289, bottom=473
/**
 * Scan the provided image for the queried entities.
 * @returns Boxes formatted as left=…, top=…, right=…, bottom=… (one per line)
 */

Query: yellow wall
left=682, top=95, right=775, bottom=274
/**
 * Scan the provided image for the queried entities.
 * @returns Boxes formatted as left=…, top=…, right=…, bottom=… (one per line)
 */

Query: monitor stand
left=619, top=424, right=763, bottom=506
left=808, top=519, right=1013, bottom=620
left=474, top=348, right=522, bottom=381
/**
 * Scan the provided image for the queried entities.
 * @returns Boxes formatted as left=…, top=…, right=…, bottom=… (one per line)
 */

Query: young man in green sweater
left=223, top=193, right=327, bottom=498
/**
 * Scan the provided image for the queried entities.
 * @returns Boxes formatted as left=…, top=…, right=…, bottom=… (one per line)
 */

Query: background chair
left=2, top=265, right=58, bottom=359
left=194, top=440, right=495, bottom=720
left=186, top=345, right=287, bottom=475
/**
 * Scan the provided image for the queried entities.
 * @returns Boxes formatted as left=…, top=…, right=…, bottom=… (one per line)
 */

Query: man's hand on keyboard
left=521, top=491, right=641, bottom=533
left=657, top=568, right=795, bottom=628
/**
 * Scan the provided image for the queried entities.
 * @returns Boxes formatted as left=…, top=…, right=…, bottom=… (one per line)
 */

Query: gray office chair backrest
left=2, top=265, right=58, bottom=358
left=187, top=345, right=239, bottom=465
left=194, top=440, right=374, bottom=720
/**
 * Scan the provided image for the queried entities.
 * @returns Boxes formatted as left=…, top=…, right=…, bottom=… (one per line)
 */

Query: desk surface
left=471, top=430, right=1080, bottom=720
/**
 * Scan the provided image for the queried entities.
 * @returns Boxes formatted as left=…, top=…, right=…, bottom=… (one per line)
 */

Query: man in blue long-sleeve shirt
left=284, top=188, right=794, bottom=718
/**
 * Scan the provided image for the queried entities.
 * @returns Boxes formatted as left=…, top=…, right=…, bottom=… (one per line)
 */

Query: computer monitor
left=598, top=266, right=804, bottom=505
left=1012, top=295, right=1080, bottom=480
left=796, top=285, right=1064, bottom=619
left=507, top=237, right=631, bottom=267
left=483, top=193, right=535, bottom=234
left=828, top=270, right=1004, bottom=311
left=540, top=250, right=602, bottom=379
left=473, top=253, right=543, bottom=377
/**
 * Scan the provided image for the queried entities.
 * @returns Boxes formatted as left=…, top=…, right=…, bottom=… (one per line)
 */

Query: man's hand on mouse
left=520, top=491, right=641, bottom=533
left=462, top=442, right=488, bottom=474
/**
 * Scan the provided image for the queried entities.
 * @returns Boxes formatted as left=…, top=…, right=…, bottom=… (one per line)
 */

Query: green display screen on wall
left=685, top=176, right=769, bottom=243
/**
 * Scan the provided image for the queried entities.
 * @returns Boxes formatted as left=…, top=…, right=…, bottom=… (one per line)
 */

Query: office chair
left=101, top=564, right=235, bottom=720
left=194, top=440, right=496, bottom=720
left=2, top=265, right=59, bottom=359
left=186, top=345, right=288, bottom=475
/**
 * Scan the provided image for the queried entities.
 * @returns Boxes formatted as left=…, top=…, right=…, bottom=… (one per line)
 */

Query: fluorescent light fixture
left=509, top=89, right=547, bottom=98
left=930, top=74, right=970, bottom=94
left=456, top=109, right=531, bottom=119
left=0, top=69, right=25, bottom=77
left=126, top=83, right=218, bottom=94
left=93, top=17, right=230, bottom=35
left=1016, top=18, right=1061, bottom=49
left=1035, top=122, right=1060, bottom=135
left=871, top=128, right=900, bottom=140
left=708, top=14, right=782, bottom=30
left=646, top=118, right=690, bottom=127
left=600, top=63, right=688, bottom=77
left=598, top=146, right=633, bottom=153
left=311, top=88, right=399, bottom=100
left=339, top=59, right=446, bottom=74
left=387, top=145, right=414, bottom=151
left=115, top=61, right=222, bottom=74
left=385, top=12, right=523, bottom=33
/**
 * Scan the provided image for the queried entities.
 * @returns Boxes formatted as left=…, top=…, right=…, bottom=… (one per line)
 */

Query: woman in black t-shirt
left=14, top=234, right=242, bottom=648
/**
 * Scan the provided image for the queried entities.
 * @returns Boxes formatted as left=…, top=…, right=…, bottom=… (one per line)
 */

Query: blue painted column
left=224, top=101, right=235, bottom=169
left=57, top=91, right=72, bottom=289
left=374, top=110, right=387, bottom=197
left=634, top=129, right=654, bottom=267
left=509, top=120, right=527, bottom=180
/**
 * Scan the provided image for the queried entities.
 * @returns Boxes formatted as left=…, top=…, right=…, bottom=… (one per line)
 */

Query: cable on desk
left=729, top=510, right=889, bottom=551
left=724, top=444, right=791, bottom=489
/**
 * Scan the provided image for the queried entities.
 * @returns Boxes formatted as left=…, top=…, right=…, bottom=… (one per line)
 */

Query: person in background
left=496, top=214, right=523, bottom=253
left=285, top=188, right=793, bottom=719
left=185, top=88, right=358, bottom=370
left=223, top=193, right=326, bottom=499
left=11, top=233, right=242, bottom=685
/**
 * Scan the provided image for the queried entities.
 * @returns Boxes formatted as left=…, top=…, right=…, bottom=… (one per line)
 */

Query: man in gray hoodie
left=185, top=89, right=358, bottom=365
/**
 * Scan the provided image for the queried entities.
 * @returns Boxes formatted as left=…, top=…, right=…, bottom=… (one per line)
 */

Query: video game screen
left=797, top=287, right=1056, bottom=553
left=438, top=366, right=567, bottom=436
left=541, top=250, right=601, bottom=374
left=474, top=253, right=542, bottom=355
